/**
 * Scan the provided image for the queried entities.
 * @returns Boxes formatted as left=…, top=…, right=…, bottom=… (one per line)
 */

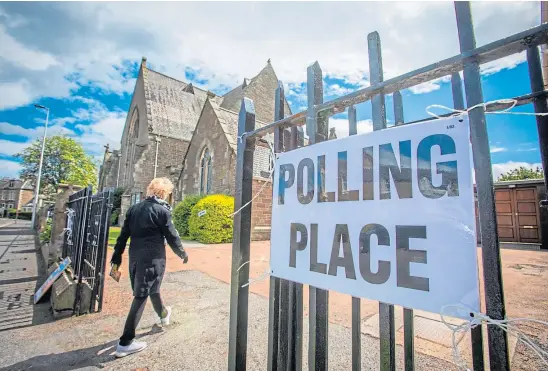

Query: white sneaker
left=160, top=306, right=172, bottom=326
left=115, top=341, right=147, bottom=358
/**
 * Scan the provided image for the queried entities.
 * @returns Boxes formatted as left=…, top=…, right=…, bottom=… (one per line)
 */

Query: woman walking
left=111, top=177, right=188, bottom=358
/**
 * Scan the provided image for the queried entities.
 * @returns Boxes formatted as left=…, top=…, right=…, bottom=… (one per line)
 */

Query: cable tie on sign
left=237, top=257, right=270, bottom=288
left=426, top=98, right=548, bottom=120
left=440, top=304, right=548, bottom=370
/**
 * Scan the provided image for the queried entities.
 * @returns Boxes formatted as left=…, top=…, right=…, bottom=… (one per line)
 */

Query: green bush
left=40, top=218, right=52, bottom=244
left=7, top=210, right=32, bottom=220
left=110, top=209, right=120, bottom=226
left=188, top=194, right=234, bottom=244
left=173, top=194, right=205, bottom=237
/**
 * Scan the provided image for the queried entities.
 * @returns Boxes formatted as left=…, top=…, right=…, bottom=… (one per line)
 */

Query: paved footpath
left=0, top=220, right=51, bottom=332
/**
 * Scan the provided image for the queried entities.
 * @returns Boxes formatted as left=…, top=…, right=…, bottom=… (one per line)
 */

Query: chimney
left=141, top=56, right=147, bottom=69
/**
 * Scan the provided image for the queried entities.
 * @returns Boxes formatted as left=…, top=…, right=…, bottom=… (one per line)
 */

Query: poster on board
left=34, top=257, right=71, bottom=304
left=270, top=115, right=479, bottom=319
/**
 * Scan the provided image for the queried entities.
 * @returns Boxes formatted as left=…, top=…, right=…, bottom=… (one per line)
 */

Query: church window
left=199, top=148, right=212, bottom=195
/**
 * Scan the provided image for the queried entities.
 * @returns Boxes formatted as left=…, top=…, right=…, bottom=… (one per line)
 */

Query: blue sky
left=0, top=2, right=542, bottom=180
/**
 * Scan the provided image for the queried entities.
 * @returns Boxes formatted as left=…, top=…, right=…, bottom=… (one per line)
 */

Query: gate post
left=367, top=31, right=395, bottom=371
left=455, top=2, right=510, bottom=370
left=526, top=44, right=548, bottom=250
left=228, top=98, right=256, bottom=371
left=96, top=190, right=113, bottom=313
left=73, top=185, right=92, bottom=315
left=451, top=71, right=485, bottom=371
left=307, top=61, right=329, bottom=371
left=348, top=105, right=362, bottom=371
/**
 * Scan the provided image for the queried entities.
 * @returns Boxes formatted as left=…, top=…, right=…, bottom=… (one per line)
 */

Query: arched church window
left=199, top=148, right=212, bottom=195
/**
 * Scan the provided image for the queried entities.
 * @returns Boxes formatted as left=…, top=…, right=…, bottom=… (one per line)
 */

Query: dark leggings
left=119, top=293, right=166, bottom=346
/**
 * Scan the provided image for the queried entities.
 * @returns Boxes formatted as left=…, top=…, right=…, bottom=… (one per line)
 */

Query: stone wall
left=179, top=105, right=235, bottom=199
left=119, top=194, right=131, bottom=227
left=18, top=189, right=33, bottom=210
left=118, top=64, right=149, bottom=192
left=98, top=150, right=121, bottom=191
left=250, top=178, right=273, bottom=241
left=48, top=184, right=83, bottom=265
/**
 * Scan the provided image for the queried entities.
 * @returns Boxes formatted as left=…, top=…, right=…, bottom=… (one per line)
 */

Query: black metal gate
left=228, top=2, right=548, bottom=371
left=62, top=186, right=113, bottom=314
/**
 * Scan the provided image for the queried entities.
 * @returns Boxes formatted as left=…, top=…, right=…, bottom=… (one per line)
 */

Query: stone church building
left=98, top=57, right=293, bottom=239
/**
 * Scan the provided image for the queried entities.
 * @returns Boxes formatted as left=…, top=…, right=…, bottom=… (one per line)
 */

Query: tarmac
left=0, top=221, right=461, bottom=370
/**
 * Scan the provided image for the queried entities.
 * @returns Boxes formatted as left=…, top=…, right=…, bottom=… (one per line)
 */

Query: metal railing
left=62, top=187, right=113, bottom=314
left=228, top=2, right=548, bottom=371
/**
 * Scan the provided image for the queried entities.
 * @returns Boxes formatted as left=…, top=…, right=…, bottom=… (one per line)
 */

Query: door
left=495, top=187, right=541, bottom=243
left=495, top=189, right=516, bottom=241
left=514, top=187, right=541, bottom=243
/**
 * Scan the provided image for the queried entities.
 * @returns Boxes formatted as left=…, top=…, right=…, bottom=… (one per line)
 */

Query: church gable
left=220, top=61, right=292, bottom=124
left=178, top=99, right=274, bottom=199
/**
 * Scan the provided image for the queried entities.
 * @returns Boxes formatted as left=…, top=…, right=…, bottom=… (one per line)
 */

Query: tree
left=498, top=166, right=544, bottom=181
left=16, top=135, right=98, bottom=199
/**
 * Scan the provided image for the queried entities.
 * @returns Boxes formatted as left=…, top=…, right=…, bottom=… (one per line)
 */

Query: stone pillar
left=119, top=194, right=131, bottom=227
left=48, top=184, right=82, bottom=265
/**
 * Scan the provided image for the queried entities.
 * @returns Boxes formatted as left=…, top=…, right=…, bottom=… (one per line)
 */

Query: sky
left=0, top=1, right=543, bottom=181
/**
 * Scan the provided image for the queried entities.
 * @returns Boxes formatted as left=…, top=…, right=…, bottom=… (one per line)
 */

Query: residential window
left=9, top=191, right=15, bottom=200
left=199, top=148, right=212, bottom=195
left=0, top=191, right=4, bottom=200
left=7, top=204, right=13, bottom=209
left=8, top=181, right=14, bottom=188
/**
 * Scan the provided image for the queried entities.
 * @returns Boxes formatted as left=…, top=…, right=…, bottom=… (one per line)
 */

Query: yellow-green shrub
left=189, top=194, right=234, bottom=244
left=173, top=194, right=205, bottom=237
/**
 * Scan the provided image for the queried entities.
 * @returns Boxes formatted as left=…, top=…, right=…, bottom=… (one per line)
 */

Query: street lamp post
left=31, top=104, right=50, bottom=228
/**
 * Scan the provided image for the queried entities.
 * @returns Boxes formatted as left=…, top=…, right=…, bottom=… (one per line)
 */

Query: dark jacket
left=111, top=197, right=187, bottom=266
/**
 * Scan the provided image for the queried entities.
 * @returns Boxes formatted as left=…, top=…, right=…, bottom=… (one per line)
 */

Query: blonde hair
left=146, top=177, right=174, bottom=200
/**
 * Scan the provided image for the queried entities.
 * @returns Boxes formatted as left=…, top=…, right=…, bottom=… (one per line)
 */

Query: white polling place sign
left=270, top=115, right=480, bottom=319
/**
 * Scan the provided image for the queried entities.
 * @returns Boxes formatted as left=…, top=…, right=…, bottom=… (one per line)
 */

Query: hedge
left=173, top=194, right=205, bottom=237
left=188, top=194, right=234, bottom=244
left=40, top=218, right=52, bottom=244
left=110, top=209, right=120, bottom=226
left=7, top=211, right=32, bottom=220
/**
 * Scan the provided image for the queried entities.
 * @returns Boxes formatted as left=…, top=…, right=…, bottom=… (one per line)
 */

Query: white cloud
left=329, top=118, right=373, bottom=138
left=0, top=2, right=539, bottom=111
left=0, top=139, right=30, bottom=156
left=408, top=76, right=452, bottom=95
left=325, top=84, right=354, bottom=97
left=0, top=121, right=74, bottom=138
left=490, top=146, right=507, bottom=153
left=492, top=161, right=542, bottom=180
left=0, top=98, right=126, bottom=157
left=0, top=159, right=22, bottom=178
left=0, top=25, right=58, bottom=71
left=76, top=111, right=126, bottom=155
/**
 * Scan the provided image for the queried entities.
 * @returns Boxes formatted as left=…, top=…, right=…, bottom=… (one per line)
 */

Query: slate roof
left=142, top=60, right=292, bottom=143
left=144, top=68, right=222, bottom=142
left=0, top=179, right=33, bottom=190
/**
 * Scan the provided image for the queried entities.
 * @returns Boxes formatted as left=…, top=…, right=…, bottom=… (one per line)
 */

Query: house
left=0, top=178, right=34, bottom=211
left=98, top=58, right=296, bottom=239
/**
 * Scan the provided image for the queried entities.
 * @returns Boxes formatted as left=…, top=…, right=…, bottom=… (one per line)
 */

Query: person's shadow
left=0, top=326, right=164, bottom=371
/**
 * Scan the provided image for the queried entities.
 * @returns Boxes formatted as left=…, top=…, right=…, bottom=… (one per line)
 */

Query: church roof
left=144, top=68, right=222, bottom=142
left=141, top=61, right=290, bottom=143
